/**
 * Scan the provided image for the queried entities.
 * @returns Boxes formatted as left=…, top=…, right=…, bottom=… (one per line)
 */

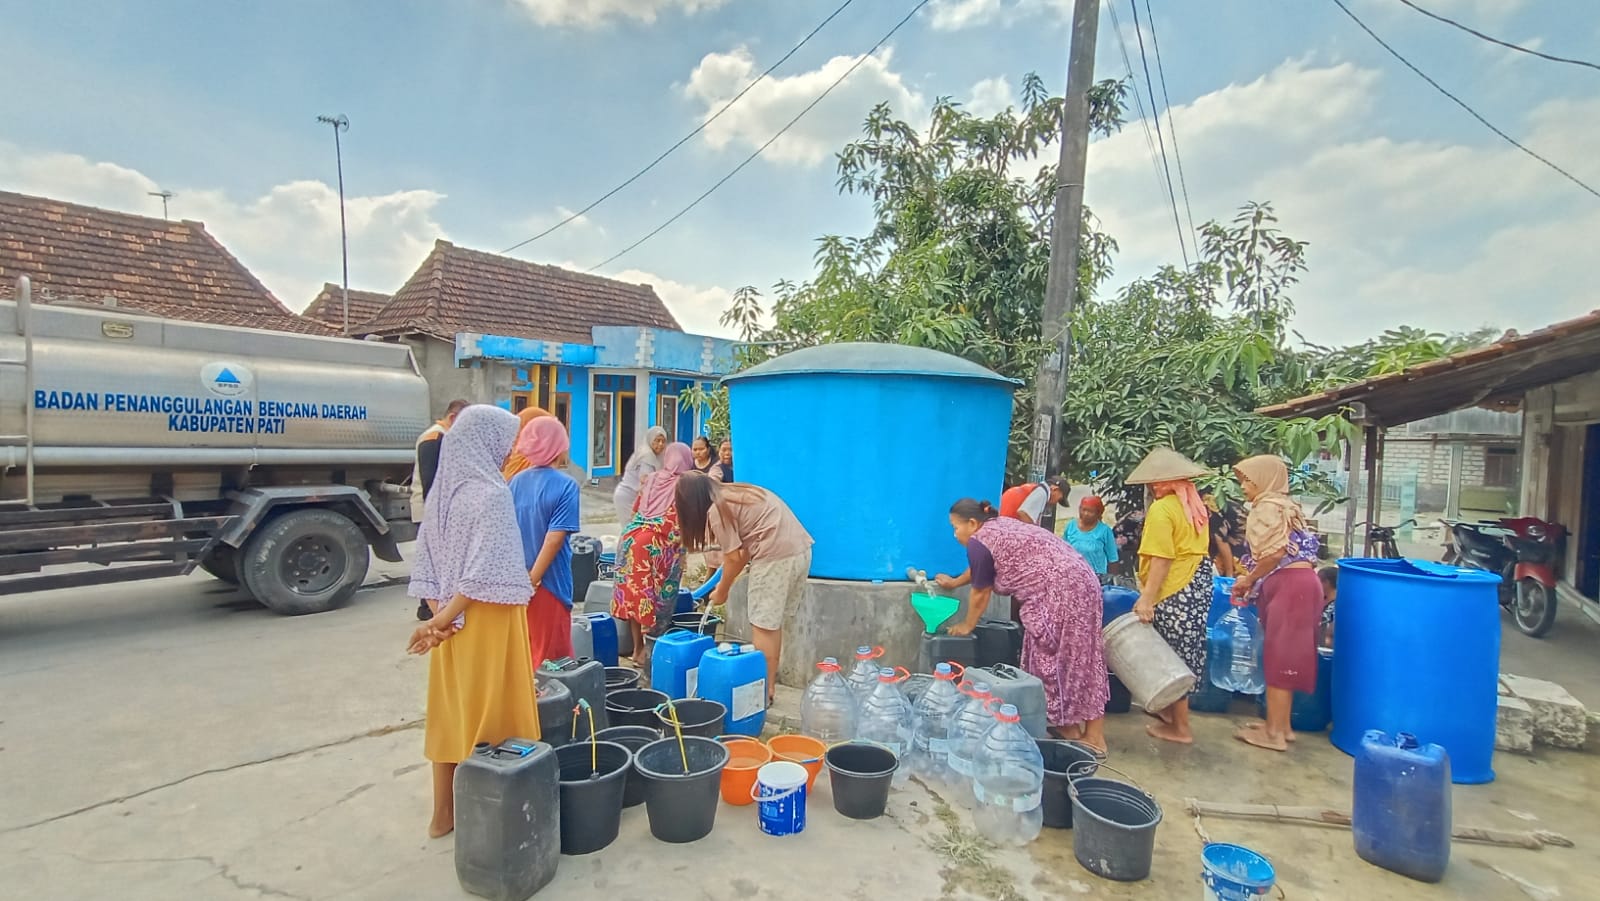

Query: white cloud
left=684, top=46, right=924, bottom=166
left=1081, top=59, right=1600, bottom=345
left=0, top=140, right=446, bottom=311
left=965, top=75, right=1017, bottom=117
left=511, top=0, right=732, bottom=28
left=607, top=268, right=737, bottom=336
left=927, top=0, right=1069, bottom=31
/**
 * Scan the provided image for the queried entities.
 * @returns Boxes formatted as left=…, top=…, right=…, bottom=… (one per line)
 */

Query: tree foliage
left=690, top=76, right=1493, bottom=509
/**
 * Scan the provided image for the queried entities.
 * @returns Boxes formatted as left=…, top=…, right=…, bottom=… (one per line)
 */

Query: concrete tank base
left=723, top=577, right=1010, bottom=688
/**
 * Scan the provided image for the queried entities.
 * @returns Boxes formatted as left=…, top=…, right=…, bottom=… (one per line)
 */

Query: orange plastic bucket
left=766, top=735, right=827, bottom=791
left=719, top=738, right=773, bottom=806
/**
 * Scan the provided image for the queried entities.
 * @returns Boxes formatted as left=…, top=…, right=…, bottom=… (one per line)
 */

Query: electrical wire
left=1331, top=0, right=1600, bottom=201
left=1397, top=0, right=1600, bottom=72
left=585, top=0, right=934, bottom=273
left=498, top=0, right=860, bottom=255
left=1142, top=0, right=1199, bottom=255
left=1129, top=0, right=1190, bottom=267
left=1103, top=0, right=1179, bottom=225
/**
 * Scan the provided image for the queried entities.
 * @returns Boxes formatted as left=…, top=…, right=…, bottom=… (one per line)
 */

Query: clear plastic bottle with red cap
left=857, top=666, right=916, bottom=786
left=972, top=703, right=1045, bottom=846
left=910, top=662, right=966, bottom=783
left=944, top=680, right=999, bottom=807
left=800, top=656, right=859, bottom=743
left=845, top=645, right=887, bottom=703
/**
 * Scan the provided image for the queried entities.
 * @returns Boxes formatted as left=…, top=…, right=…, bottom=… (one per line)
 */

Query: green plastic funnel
left=910, top=592, right=960, bottom=634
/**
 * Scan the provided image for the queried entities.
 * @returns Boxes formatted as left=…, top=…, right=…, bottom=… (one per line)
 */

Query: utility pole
left=316, top=114, right=351, bottom=332
left=147, top=190, right=174, bottom=219
left=1031, top=0, right=1099, bottom=533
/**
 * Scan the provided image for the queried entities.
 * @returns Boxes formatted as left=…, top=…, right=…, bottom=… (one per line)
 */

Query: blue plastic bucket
left=1201, top=843, right=1275, bottom=900
left=754, top=760, right=808, bottom=836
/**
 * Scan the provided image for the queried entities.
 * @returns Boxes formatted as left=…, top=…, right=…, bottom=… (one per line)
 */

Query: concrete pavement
left=3, top=561, right=1598, bottom=900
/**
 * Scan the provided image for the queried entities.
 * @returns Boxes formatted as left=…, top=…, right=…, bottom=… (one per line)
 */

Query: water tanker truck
left=0, top=276, right=430, bottom=614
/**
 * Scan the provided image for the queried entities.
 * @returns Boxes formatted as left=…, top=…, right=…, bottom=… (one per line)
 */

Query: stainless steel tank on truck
left=0, top=276, right=430, bottom=614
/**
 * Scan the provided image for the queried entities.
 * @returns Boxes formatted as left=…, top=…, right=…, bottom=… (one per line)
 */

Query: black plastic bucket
left=605, top=666, right=642, bottom=694
left=633, top=736, right=730, bottom=843
left=606, top=689, right=669, bottom=728
left=1070, top=773, right=1163, bottom=881
left=554, top=741, right=631, bottom=855
left=1036, top=739, right=1099, bottom=829
left=656, top=699, right=726, bottom=739
left=824, top=742, right=897, bottom=820
left=669, top=612, right=723, bottom=636
left=594, top=725, right=661, bottom=809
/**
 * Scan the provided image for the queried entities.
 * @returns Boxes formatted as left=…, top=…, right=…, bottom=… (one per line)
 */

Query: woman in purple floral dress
left=937, top=498, right=1109, bottom=755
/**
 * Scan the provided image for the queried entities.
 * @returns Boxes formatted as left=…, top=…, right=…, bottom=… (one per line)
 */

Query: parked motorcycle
left=1441, top=517, right=1567, bottom=638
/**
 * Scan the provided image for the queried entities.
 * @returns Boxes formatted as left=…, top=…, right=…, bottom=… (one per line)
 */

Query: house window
left=657, top=393, right=678, bottom=442
left=592, top=392, right=614, bottom=469
left=1483, top=447, right=1518, bottom=488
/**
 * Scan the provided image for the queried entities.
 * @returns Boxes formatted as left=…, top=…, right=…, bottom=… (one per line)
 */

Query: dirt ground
left=1, top=565, right=1595, bottom=900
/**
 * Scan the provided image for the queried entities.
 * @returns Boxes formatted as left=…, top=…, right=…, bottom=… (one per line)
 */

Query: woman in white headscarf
left=407, top=405, right=538, bottom=840
left=613, top=426, right=668, bottom=527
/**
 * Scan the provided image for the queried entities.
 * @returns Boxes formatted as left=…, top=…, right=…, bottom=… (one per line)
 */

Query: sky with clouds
left=1, top=0, right=1596, bottom=344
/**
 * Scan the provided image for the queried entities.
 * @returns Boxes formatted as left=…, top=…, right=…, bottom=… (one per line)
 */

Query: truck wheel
left=241, top=509, right=370, bottom=616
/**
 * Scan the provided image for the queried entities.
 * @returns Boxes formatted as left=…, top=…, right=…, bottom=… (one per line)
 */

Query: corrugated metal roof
left=1259, top=308, right=1600, bottom=426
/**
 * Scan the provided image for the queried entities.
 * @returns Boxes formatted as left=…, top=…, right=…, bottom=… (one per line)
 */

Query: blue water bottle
left=698, top=642, right=768, bottom=736
left=1353, top=730, right=1452, bottom=882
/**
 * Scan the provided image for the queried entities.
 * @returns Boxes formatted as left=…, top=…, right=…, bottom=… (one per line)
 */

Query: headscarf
left=500, top=406, right=554, bottom=479
left=1236, top=455, right=1305, bottom=558
left=636, top=442, right=694, bottom=518
left=408, top=405, right=532, bottom=608
left=1152, top=479, right=1209, bottom=534
left=628, top=427, right=668, bottom=468
left=514, top=415, right=570, bottom=470
left=1080, top=496, right=1105, bottom=519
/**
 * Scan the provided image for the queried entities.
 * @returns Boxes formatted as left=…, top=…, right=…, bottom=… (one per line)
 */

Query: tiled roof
left=361, top=240, right=681, bottom=344
left=303, top=283, right=390, bottom=330
left=0, top=190, right=335, bottom=335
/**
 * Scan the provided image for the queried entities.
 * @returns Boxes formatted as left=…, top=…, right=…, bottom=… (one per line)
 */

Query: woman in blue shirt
left=1063, top=496, right=1118, bottom=576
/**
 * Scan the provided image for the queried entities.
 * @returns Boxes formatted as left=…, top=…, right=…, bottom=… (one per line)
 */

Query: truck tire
left=199, top=544, right=243, bottom=585
left=240, top=509, right=370, bottom=616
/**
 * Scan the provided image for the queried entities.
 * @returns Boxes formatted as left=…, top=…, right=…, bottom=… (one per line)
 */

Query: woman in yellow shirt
left=1128, top=448, right=1214, bottom=745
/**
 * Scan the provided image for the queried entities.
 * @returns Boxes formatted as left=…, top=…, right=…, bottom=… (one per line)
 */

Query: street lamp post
left=315, top=114, right=351, bottom=332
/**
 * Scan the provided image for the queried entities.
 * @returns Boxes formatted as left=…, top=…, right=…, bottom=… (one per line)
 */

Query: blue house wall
left=456, top=327, right=736, bottom=478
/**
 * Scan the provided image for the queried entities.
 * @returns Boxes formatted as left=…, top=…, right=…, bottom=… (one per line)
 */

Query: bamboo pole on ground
left=1183, top=799, right=1573, bottom=851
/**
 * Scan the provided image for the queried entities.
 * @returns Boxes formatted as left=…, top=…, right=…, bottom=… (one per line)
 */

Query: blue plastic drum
left=1331, top=558, right=1501, bottom=784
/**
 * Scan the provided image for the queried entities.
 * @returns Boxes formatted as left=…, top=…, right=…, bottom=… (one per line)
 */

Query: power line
left=1397, top=0, right=1600, bottom=72
left=1331, top=0, right=1600, bottom=201
left=499, top=0, right=859, bottom=255
left=1142, top=0, right=1199, bottom=255
left=1103, top=0, right=1178, bottom=223
left=1129, top=0, right=1189, bottom=267
left=586, top=0, right=934, bottom=273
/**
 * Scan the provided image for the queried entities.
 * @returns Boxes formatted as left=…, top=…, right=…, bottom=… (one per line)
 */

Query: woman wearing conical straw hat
left=1126, top=448, right=1215, bottom=744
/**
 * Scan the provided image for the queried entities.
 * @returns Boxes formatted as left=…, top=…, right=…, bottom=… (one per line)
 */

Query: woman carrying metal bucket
left=1127, top=448, right=1214, bottom=745
left=935, top=499, right=1109, bottom=756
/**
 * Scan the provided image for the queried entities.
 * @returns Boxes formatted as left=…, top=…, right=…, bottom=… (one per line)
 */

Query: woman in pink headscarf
left=612, top=441, right=694, bottom=668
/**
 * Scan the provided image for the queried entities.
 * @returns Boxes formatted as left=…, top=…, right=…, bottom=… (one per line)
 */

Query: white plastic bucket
left=1102, top=613, right=1195, bottom=713
left=753, top=760, right=809, bottom=836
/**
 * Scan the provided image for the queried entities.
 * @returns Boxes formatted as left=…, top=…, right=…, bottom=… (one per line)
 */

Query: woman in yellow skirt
left=408, top=405, right=541, bottom=839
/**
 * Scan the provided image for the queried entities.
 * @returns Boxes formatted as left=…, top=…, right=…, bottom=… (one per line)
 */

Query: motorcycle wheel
left=1513, top=578, right=1557, bottom=638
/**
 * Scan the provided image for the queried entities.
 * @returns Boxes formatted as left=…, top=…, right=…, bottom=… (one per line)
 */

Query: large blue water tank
left=724, top=343, right=1018, bottom=581
left=1331, top=558, right=1501, bottom=784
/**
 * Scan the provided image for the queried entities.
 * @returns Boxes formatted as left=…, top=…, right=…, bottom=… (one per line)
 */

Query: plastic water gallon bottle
left=857, top=667, right=916, bottom=787
left=800, top=657, right=860, bottom=743
left=1210, top=606, right=1264, bottom=694
left=945, top=681, right=999, bottom=807
left=971, top=704, right=1045, bottom=847
left=846, top=645, right=886, bottom=703
left=911, top=663, right=965, bottom=783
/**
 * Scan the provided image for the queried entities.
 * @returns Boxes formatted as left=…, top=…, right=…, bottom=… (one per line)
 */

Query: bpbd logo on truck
left=32, top=360, right=369, bottom=434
